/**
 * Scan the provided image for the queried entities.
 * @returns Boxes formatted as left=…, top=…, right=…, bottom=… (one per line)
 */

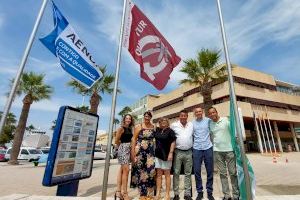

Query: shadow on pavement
left=259, top=185, right=300, bottom=195
left=80, top=184, right=116, bottom=197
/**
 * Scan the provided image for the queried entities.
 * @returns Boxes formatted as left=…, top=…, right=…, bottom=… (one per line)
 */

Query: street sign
left=43, top=106, right=98, bottom=187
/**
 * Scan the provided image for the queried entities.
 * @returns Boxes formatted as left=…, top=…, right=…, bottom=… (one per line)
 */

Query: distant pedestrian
left=208, top=107, right=239, bottom=200
left=192, top=107, right=215, bottom=200
left=154, top=117, right=176, bottom=200
left=171, top=110, right=193, bottom=200
left=131, top=111, right=156, bottom=199
left=114, top=114, right=135, bottom=200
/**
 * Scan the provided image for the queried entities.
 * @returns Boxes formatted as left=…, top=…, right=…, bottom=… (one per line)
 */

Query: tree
left=50, top=120, right=56, bottom=131
left=118, top=106, right=132, bottom=117
left=0, top=112, right=17, bottom=145
left=8, top=72, right=53, bottom=165
left=25, top=124, right=35, bottom=133
left=76, top=105, right=89, bottom=112
left=180, top=49, right=227, bottom=115
left=113, top=118, right=120, bottom=131
left=67, top=66, right=116, bottom=114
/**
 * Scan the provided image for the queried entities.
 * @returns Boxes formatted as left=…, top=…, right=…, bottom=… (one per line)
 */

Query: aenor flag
left=229, top=100, right=256, bottom=199
left=40, top=1, right=102, bottom=88
left=122, top=0, right=181, bottom=90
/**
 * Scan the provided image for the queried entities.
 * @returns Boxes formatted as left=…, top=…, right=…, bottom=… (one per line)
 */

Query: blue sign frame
left=43, top=106, right=99, bottom=186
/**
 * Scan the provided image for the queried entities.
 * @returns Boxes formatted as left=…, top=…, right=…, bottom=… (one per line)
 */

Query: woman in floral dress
left=131, top=111, right=156, bottom=199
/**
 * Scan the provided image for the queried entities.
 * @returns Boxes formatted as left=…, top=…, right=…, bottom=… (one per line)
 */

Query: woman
left=154, top=118, right=176, bottom=200
left=115, top=114, right=134, bottom=200
left=131, top=111, right=156, bottom=200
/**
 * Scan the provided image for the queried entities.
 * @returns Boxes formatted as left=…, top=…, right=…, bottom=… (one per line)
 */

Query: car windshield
left=0, top=149, right=6, bottom=154
left=28, top=149, right=42, bottom=154
left=41, top=149, right=49, bottom=154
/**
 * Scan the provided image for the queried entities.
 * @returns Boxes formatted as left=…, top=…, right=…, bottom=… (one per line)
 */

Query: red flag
left=123, top=0, right=181, bottom=90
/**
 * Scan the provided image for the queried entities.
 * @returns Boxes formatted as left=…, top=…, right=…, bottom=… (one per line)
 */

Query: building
left=148, top=65, right=300, bottom=153
left=129, top=94, right=159, bottom=124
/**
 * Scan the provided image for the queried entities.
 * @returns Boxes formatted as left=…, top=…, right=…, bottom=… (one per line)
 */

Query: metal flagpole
left=264, top=106, right=277, bottom=154
left=0, top=0, right=49, bottom=136
left=257, top=111, right=268, bottom=154
left=253, top=111, right=264, bottom=154
left=216, top=0, right=252, bottom=199
left=101, top=0, right=127, bottom=199
left=260, top=106, right=272, bottom=154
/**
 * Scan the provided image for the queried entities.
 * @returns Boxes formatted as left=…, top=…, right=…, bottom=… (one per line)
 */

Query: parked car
left=39, top=147, right=50, bottom=154
left=5, top=147, right=42, bottom=162
left=93, top=148, right=106, bottom=160
left=0, top=149, right=7, bottom=162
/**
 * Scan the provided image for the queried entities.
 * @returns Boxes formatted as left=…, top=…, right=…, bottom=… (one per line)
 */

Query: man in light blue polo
left=192, top=107, right=215, bottom=200
left=208, top=107, right=239, bottom=200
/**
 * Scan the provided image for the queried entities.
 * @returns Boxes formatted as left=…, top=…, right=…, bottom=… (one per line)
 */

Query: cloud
left=90, top=0, right=300, bottom=89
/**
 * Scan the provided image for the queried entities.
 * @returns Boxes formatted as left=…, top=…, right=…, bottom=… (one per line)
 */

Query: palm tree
left=0, top=112, right=17, bottom=145
left=76, top=105, right=89, bottom=112
left=67, top=66, right=116, bottom=114
left=8, top=72, right=53, bottom=165
left=180, top=49, right=227, bottom=115
left=118, top=106, right=132, bottom=117
left=25, top=124, right=35, bottom=133
left=113, top=118, right=120, bottom=131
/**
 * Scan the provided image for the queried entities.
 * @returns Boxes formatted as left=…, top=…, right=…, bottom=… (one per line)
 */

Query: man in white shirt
left=170, top=110, right=193, bottom=200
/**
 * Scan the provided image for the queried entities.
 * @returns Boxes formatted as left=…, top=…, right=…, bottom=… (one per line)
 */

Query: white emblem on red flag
left=123, top=0, right=181, bottom=90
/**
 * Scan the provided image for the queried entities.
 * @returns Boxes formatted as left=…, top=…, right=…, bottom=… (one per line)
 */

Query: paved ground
left=0, top=152, right=299, bottom=199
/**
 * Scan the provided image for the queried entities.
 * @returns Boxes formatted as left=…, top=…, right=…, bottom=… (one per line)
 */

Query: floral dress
left=131, top=128, right=156, bottom=197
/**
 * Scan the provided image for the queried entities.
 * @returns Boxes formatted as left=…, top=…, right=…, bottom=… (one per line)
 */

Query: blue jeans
left=193, top=147, right=214, bottom=195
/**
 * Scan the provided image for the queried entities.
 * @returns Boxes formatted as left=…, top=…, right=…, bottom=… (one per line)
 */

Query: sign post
left=43, top=106, right=99, bottom=196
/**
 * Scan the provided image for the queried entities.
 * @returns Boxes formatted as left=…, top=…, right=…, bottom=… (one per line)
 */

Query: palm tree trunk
left=201, top=84, right=213, bottom=116
left=8, top=95, right=32, bottom=165
left=89, top=91, right=100, bottom=114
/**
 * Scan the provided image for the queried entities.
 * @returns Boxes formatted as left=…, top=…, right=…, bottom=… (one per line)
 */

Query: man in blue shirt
left=192, top=107, right=214, bottom=200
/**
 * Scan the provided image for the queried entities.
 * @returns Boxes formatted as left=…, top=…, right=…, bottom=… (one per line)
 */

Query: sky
left=0, top=0, right=300, bottom=136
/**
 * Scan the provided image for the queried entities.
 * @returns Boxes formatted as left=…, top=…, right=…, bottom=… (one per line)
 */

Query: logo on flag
left=40, top=1, right=102, bottom=88
left=123, top=0, right=181, bottom=90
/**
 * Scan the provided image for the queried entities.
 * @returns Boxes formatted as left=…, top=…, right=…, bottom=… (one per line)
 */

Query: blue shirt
left=192, top=117, right=213, bottom=150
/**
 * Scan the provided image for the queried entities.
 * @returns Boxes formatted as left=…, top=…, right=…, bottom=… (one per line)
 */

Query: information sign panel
left=43, top=106, right=99, bottom=186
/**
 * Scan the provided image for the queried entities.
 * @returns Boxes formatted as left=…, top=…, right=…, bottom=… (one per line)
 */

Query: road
left=0, top=153, right=299, bottom=199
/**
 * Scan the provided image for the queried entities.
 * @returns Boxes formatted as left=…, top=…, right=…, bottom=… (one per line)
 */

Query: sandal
left=114, top=191, right=123, bottom=200
left=122, top=192, right=130, bottom=200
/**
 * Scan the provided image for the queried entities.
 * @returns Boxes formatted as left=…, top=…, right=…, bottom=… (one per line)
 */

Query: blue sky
left=0, top=0, right=300, bottom=135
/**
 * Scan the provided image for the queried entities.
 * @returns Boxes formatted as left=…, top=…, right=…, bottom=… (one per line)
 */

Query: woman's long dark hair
left=121, top=114, right=135, bottom=128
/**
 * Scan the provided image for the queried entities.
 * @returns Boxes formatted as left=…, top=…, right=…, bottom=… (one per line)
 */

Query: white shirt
left=171, top=121, right=193, bottom=150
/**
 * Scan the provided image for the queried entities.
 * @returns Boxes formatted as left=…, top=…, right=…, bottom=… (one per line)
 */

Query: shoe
left=207, top=194, right=215, bottom=200
left=183, top=195, right=192, bottom=200
left=114, top=191, right=123, bottom=200
left=196, top=192, right=203, bottom=200
left=122, top=192, right=130, bottom=200
left=172, top=195, right=180, bottom=200
left=222, top=197, right=232, bottom=200
left=233, top=198, right=239, bottom=200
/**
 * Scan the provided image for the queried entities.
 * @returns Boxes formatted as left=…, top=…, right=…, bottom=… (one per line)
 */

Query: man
left=170, top=110, right=193, bottom=200
left=192, top=107, right=215, bottom=200
left=208, top=107, right=239, bottom=200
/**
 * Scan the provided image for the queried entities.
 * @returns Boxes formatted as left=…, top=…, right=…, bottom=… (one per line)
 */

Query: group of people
left=114, top=107, right=239, bottom=200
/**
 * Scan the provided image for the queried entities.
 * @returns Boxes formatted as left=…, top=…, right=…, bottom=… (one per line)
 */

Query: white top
left=170, top=121, right=193, bottom=150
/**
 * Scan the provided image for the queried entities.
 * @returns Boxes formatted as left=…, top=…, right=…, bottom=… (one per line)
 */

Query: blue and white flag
left=40, top=1, right=102, bottom=88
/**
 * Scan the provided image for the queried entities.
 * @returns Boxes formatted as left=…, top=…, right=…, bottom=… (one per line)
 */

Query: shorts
left=155, top=157, right=172, bottom=170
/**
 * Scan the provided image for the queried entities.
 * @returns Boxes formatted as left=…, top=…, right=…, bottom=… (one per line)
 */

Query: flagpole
left=0, top=0, right=49, bottom=137
left=258, top=111, right=268, bottom=154
left=253, top=111, right=264, bottom=154
left=216, top=0, right=252, bottom=199
left=261, top=107, right=273, bottom=154
left=101, top=0, right=127, bottom=199
left=264, top=106, right=277, bottom=154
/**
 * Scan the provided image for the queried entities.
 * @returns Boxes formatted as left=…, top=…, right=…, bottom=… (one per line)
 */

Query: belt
left=175, top=148, right=192, bottom=151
